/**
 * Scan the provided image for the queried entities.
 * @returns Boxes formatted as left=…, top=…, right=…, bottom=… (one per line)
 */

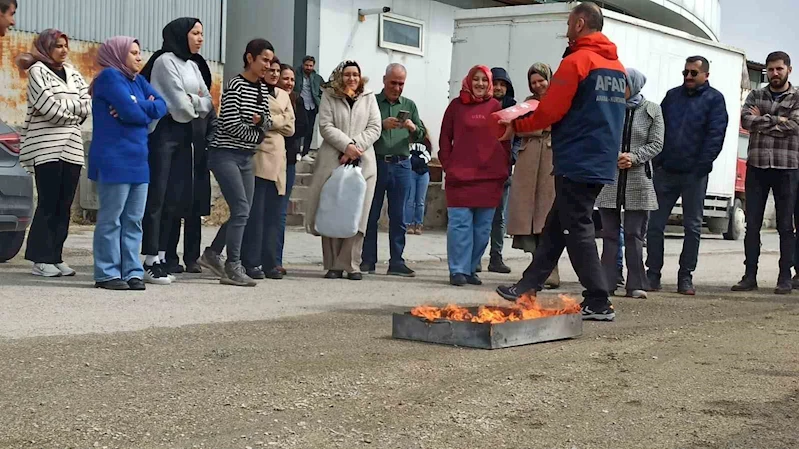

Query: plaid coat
left=741, top=84, right=799, bottom=169
left=596, top=99, right=664, bottom=211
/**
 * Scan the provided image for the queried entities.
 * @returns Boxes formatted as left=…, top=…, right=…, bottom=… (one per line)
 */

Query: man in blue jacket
left=646, top=56, right=729, bottom=296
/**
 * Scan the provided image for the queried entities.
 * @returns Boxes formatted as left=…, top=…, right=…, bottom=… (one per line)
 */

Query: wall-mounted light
left=358, top=6, right=390, bottom=22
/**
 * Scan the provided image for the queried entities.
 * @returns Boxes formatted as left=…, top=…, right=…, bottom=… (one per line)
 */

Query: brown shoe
left=406, top=224, right=416, bottom=235
left=415, top=225, right=423, bottom=235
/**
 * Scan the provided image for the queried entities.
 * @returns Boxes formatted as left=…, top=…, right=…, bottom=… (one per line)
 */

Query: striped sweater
left=209, top=74, right=272, bottom=151
left=19, top=62, right=92, bottom=172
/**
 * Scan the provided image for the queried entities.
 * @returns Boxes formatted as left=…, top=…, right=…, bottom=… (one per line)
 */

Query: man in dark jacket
left=645, top=56, right=729, bottom=296
left=483, top=67, right=520, bottom=274
left=496, top=2, right=626, bottom=321
left=294, top=55, right=324, bottom=161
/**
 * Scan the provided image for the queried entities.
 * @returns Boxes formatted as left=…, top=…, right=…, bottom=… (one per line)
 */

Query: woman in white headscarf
left=596, top=68, right=664, bottom=299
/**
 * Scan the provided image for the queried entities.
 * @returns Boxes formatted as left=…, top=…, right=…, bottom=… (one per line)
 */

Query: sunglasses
left=682, top=69, right=703, bottom=77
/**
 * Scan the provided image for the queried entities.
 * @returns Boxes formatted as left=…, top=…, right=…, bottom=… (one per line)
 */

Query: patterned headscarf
left=626, top=68, right=646, bottom=108
left=16, top=29, right=69, bottom=71
left=324, top=60, right=365, bottom=98
left=459, top=65, right=493, bottom=105
left=527, top=62, right=552, bottom=100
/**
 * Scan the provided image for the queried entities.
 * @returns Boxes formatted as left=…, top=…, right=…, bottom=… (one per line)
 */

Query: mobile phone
left=396, top=110, right=410, bottom=122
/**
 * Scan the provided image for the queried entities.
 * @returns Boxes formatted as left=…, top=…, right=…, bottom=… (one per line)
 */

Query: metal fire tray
left=392, top=307, right=583, bottom=350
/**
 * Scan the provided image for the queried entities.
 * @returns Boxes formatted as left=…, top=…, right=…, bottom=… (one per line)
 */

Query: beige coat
left=507, top=129, right=556, bottom=236
left=304, top=87, right=382, bottom=236
left=253, top=89, right=295, bottom=195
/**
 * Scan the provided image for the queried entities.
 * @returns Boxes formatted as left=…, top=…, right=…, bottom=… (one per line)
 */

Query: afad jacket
left=513, top=32, right=627, bottom=185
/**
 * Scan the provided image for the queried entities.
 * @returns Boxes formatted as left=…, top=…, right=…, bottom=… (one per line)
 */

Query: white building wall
left=310, top=0, right=462, bottom=154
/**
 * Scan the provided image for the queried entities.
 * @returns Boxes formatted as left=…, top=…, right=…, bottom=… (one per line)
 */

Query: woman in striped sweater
left=16, top=29, right=92, bottom=278
left=197, top=38, right=273, bottom=287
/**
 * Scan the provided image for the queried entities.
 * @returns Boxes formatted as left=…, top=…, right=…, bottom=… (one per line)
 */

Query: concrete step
left=286, top=198, right=305, bottom=216
left=293, top=172, right=314, bottom=187
left=295, top=160, right=315, bottom=174
left=289, top=185, right=312, bottom=201
left=286, top=213, right=304, bottom=226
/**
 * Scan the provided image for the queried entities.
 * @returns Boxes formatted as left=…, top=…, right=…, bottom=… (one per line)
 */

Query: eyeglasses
left=682, top=69, right=702, bottom=77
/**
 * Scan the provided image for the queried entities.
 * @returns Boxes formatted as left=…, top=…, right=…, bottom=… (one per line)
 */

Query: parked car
left=0, top=118, right=33, bottom=262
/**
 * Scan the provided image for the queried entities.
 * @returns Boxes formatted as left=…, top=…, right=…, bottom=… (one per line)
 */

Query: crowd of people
left=5, top=0, right=798, bottom=322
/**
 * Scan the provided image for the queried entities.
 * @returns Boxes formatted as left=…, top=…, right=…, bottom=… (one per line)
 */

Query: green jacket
left=374, top=92, right=425, bottom=157
left=293, top=68, right=324, bottom=108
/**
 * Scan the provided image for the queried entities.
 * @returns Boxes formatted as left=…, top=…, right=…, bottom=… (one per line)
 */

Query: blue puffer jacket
left=654, top=82, right=728, bottom=175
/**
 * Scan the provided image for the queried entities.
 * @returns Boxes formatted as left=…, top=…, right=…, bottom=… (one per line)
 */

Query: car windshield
left=0, top=119, right=15, bottom=135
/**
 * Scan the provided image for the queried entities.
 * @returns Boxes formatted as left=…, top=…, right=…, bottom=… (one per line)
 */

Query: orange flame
left=410, top=295, right=580, bottom=324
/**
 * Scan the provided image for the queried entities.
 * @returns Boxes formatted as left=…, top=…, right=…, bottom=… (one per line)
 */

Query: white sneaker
left=143, top=263, right=172, bottom=285
left=54, top=262, right=76, bottom=277
left=32, top=263, right=63, bottom=277
left=301, top=154, right=315, bottom=163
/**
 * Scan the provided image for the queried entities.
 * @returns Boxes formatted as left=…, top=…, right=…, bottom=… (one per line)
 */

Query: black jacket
left=286, top=96, right=309, bottom=166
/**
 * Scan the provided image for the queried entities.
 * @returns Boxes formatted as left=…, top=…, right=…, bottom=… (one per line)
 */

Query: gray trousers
left=600, top=209, right=649, bottom=292
left=207, top=148, right=255, bottom=264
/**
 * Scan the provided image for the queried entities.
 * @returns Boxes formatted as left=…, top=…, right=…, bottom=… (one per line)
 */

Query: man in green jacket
left=361, top=63, right=425, bottom=277
left=294, top=55, right=324, bottom=161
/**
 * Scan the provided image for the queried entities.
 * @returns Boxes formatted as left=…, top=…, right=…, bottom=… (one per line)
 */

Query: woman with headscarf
left=507, top=63, right=560, bottom=289
left=304, top=60, right=382, bottom=280
left=241, top=57, right=295, bottom=280
left=274, top=63, right=308, bottom=275
left=138, top=17, right=215, bottom=285
left=89, top=36, right=168, bottom=290
left=16, top=29, right=92, bottom=278
left=438, top=65, right=511, bottom=287
left=596, top=68, right=664, bottom=298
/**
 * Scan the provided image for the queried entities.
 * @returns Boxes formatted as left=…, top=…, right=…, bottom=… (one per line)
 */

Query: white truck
left=449, top=3, right=747, bottom=239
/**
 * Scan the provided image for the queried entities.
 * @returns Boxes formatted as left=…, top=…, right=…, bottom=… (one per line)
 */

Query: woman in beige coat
left=506, top=62, right=559, bottom=288
left=304, top=60, right=382, bottom=280
left=242, top=58, right=295, bottom=280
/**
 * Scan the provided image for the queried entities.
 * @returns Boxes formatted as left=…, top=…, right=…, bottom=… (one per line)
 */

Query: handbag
left=314, top=160, right=367, bottom=238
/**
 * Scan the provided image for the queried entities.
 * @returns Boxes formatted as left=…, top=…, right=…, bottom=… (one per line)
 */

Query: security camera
left=358, top=7, right=390, bottom=17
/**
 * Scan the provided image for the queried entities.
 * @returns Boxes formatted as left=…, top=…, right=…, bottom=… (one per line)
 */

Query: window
left=379, top=13, right=424, bottom=56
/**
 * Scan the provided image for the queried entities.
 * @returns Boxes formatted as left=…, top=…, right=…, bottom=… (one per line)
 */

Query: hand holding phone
left=396, top=110, right=410, bottom=122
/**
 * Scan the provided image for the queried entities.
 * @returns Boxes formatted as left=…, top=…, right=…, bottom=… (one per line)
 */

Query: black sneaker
left=246, top=266, right=266, bottom=280
left=264, top=268, right=284, bottom=280
left=359, top=263, right=376, bottom=274
left=221, top=262, right=257, bottom=287
left=580, top=300, right=616, bottom=321
left=185, top=262, right=203, bottom=274
left=677, top=277, right=696, bottom=296
left=165, top=262, right=184, bottom=274
left=127, top=278, right=146, bottom=291
left=466, top=274, right=483, bottom=286
left=731, top=275, right=758, bottom=292
left=496, top=285, right=521, bottom=301
left=488, top=257, right=512, bottom=274
left=144, top=263, right=172, bottom=285
left=387, top=265, right=416, bottom=278
left=450, top=274, right=467, bottom=286
left=95, top=279, right=130, bottom=290
left=775, top=278, right=792, bottom=295
left=199, top=248, right=226, bottom=279
left=347, top=272, right=363, bottom=281
left=324, top=270, right=344, bottom=279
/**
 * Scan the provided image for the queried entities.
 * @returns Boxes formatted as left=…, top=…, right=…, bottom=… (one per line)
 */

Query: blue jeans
left=404, top=171, right=430, bottom=225
left=363, top=158, right=412, bottom=269
left=646, top=168, right=708, bottom=279
left=93, top=182, right=148, bottom=282
left=447, top=207, right=494, bottom=276
left=276, top=164, right=296, bottom=266
left=617, top=226, right=624, bottom=270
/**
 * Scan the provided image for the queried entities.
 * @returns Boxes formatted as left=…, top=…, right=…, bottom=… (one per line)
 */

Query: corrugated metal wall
left=14, top=0, right=225, bottom=62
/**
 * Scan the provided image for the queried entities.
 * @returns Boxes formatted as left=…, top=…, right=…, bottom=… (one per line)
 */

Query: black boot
left=488, top=255, right=511, bottom=274
left=731, top=273, right=758, bottom=292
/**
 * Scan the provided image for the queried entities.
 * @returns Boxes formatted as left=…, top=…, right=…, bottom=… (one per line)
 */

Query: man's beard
left=770, top=74, right=789, bottom=89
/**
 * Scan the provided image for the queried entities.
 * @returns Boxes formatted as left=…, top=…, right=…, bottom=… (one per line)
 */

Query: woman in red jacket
left=439, top=65, right=511, bottom=286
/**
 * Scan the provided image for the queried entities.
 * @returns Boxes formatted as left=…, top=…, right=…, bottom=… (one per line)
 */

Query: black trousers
left=301, top=107, right=318, bottom=155
left=165, top=216, right=202, bottom=265
left=744, top=166, right=797, bottom=278
left=515, top=176, right=609, bottom=301
left=241, top=178, right=281, bottom=271
left=25, top=160, right=82, bottom=264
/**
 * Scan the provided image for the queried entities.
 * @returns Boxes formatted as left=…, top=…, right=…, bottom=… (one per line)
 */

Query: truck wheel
left=0, top=231, right=26, bottom=263
left=723, top=199, right=745, bottom=241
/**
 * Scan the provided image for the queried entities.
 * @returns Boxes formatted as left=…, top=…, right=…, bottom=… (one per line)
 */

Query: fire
left=410, top=294, right=580, bottom=324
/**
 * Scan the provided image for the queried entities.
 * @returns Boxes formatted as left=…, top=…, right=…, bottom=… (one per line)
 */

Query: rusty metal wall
left=13, top=0, right=224, bottom=62
left=0, top=31, right=224, bottom=128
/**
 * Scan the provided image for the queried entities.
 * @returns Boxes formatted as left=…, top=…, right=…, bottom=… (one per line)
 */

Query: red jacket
left=439, top=97, right=510, bottom=208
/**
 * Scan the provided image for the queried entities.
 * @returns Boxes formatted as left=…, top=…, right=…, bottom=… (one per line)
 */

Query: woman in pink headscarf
left=438, top=65, right=511, bottom=286
left=17, top=29, right=92, bottom=278
left=89, top=36, right=167, bottom=290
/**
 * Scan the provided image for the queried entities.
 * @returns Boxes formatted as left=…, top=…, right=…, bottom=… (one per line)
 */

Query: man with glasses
left=646, top=56, right=729, bottom=295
